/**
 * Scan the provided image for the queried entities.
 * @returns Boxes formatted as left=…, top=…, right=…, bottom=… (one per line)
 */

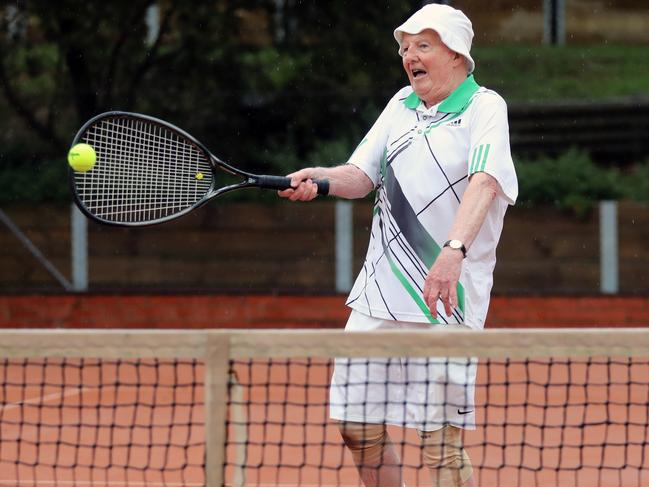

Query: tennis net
left=0, top=328, right=647, bottom=486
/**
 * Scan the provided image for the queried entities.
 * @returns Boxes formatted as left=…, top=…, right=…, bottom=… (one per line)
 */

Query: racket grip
left=257, top=175, right=329, bottom=196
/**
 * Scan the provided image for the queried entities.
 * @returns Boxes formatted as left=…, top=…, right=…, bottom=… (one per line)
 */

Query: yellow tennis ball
left=195, top=172, right=204, bottom=180
left=68, top=143, right=96, bottom=172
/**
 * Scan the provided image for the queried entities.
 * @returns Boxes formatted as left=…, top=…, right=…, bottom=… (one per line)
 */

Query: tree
left=0, top=1, right=416, bottom=202
left=0, top=0, right=175, bottom=153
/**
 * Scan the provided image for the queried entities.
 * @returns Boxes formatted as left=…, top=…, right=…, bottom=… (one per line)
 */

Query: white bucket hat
left=394, top=4, right=475, bottom=74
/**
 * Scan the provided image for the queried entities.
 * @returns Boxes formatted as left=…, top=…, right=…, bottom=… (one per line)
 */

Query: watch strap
left=443, top=239, right=467, bottom=258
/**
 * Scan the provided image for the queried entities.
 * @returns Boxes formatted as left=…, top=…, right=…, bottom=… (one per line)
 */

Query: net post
left=204, top=332, right=230, bottom=487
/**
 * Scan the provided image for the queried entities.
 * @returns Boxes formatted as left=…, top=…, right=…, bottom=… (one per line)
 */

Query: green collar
left=403, top=75, right=480, bottom=113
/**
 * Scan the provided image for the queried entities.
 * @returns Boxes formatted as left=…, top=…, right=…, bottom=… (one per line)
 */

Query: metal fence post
left=599, top=200, right=618, bottom=294
left=544, top=0, right=566, bottom=45
left=335, top=200, right=353, bottom=293
left=71, top=203, right=88, bottom=292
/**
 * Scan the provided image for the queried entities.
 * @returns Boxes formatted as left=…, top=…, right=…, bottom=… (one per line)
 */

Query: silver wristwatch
left=443, top=239, right=467, bottom=258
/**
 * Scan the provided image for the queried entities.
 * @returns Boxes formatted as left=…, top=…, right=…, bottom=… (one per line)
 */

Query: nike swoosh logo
left=458, top=409, right=473, bottom=415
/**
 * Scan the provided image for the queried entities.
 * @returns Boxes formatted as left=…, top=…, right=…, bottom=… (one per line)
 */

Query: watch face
left=449, top=239, right=462, bottom=249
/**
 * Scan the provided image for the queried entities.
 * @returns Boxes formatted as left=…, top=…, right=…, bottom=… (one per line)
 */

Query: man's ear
left=454, top=53, right=464, bottom=66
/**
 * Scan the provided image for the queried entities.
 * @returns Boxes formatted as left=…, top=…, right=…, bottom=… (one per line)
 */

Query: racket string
left=75, top=117, right=213, bottom=223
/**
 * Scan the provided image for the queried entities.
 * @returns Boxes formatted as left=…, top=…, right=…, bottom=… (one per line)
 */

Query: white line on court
left=0, top=386, right=90, bottom=412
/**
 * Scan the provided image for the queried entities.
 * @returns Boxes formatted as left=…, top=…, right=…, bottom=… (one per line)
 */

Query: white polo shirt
left=345, top=75, right=518, bottom=330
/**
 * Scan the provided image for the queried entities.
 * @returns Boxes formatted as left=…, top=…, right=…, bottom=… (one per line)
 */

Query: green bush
left=0, top=158, right=68, bottom=204
left=515, top=148, right=627, bottom=215
left=2, top=147, right=648, bottom=209
left=623, top=158, right=649, bottom=202
left=474, top=44, right=649, bottom=102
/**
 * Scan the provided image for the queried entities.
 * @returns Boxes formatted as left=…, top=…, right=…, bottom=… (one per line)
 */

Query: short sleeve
left=347, top=91, right=404, bottom=188
left=468, top=93, right=518, bottom=205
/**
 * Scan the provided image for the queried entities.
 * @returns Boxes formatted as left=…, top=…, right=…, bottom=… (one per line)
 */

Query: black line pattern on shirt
left=384, top=223, right=453, bottom=324
left=374, top=202, right=402, bottom=320
left=385, top=141, right=411, bottom=170
left=390, top=128, right=414, bottom=148
left=353, top=187, right=409, bottom=279
left=346, top=211, right=377, bottom=308
left=423, top=135, right=461, bottom=203
left=386, top=164, right=463, bottom=322
left=383, top=222, right=424, bottom=293
left=374, top=283, right=395, bottom=320
left=348, top=197, right=459, bottom=324
left=345, top=260, right=369, bottom=309
left=426, top=112, right=452, bottom=126
left=346, top=190, right=425, bottom=319
left=359, top=175, right=456, bottom=324
left=367, top=189, right=395, bottom=272
left=364, top=266, right=373, bottom=314
left=347, top=107, right=467, bottom=323
left=378, top=201, right=450, bottom=323
left=388, top=225, right=428, bottom=278
left=416, top=174, right=468, bottom=217
left=381, top=191, right=429, bottom=279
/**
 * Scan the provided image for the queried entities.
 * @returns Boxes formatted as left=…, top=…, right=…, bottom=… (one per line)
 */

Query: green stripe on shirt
left=470, top=143, right=491, bottom=174
left=474, top=145, right=484, bottom=174
left=480, top=144, right=491, bottom=172
left=383, top=166, right=466, bottom=319
left=470, top=147, right=479, bottom=174
left=384, top=245, right=440, bottom=324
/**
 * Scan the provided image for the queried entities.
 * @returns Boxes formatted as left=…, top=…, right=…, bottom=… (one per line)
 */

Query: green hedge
left=473, top=44, right=649, bottom=102
left=515, top=148, right=646, bottom=215
left=2, top=149, right=647, bottom=212
left=0, top=158, right=69, bottom=204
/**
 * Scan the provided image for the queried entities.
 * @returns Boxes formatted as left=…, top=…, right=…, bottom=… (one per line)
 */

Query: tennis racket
left=69, top=111, right=329, bottom=226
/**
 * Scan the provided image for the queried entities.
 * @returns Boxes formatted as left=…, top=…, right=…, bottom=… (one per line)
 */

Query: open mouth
left=412, top=68, right=427, bottom=78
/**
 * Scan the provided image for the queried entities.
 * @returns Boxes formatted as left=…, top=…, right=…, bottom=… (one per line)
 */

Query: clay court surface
left=1, top=357, right=647, bottom=486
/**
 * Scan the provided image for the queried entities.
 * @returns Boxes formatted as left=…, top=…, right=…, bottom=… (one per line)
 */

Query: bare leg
left=461, top=475, right=477, bottom=487
left=420, top=426, right=476, bottom=487
left=355, top=437, right=403, bottom=487
left=338, top=422, right=404, bottom=487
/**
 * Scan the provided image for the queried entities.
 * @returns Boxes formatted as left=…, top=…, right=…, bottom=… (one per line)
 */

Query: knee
left=418, top=426, right=473, bottom=486
left=337, top=422, right=387, bottom=465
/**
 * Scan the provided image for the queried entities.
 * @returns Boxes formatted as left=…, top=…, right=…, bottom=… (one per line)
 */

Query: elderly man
left=279, top=4, right=517, bottom=486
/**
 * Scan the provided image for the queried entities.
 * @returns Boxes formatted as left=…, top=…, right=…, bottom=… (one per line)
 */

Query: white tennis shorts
left=329, top=310, right=477, bottom=431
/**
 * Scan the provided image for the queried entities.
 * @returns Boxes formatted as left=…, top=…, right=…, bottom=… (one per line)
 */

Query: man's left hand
left=423, top=248, right=464, bottom=318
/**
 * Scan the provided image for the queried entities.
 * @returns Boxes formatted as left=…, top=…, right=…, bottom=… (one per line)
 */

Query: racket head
left=69, top=111, right=217, bottom=226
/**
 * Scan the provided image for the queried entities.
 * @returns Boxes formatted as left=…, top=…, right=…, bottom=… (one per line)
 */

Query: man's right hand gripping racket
left=69, top=111, right=329, bottom=226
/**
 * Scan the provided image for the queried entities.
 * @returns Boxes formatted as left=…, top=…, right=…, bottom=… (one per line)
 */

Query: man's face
left=400, top=29, right=461, bottom=105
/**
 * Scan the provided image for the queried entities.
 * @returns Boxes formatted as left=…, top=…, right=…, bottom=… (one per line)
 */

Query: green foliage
left=240, top=48, right=311, bottom=93
left=0, top=159, right=68, bottom=204
left=624, top=158, right=649, bottom=202
left=516, top=149, right=628, bottom=215
left=306, top=138, right=356, bottom=168
left=1, top=3, right=648, bottom=205
left=474, top=44, right=649, bottom=102
left=6, top=145, right=649, bottom=210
